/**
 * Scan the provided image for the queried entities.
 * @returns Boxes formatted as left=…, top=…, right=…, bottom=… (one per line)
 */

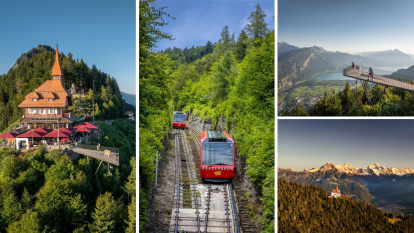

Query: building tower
left=331, top=185, right=341, bottom=198
left=52, top=45, right=62, bottom=79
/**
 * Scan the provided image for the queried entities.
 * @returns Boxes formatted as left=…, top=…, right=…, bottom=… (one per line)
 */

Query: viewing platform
left=72, top=147, right=119, bottom=166
left=343, top=65, right=414, bottom=93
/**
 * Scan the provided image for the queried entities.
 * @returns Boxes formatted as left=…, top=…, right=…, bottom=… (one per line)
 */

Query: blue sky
left=153, top=0, right=275, bottom=51
left=279, top=0, right=414, bottom=54
left=0, top=0, right=135, bottom=94
left=279, top=119, right=414, bottom=171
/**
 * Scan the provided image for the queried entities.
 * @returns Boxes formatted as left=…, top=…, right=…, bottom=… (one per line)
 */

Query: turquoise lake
left=313, top=73, right=354, bottom=81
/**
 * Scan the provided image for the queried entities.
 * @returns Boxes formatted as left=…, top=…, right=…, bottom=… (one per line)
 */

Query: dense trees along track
left=169, top=125, right=239, bottom=233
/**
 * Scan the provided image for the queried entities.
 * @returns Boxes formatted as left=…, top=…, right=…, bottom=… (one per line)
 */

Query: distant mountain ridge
left=278, top=42, right=300, bottom=58
left=355, top=49, right=414, bottom=66
left=278, top=44, right=373, bottom=91
left=305, top=162, right=414, bottom=176
left=121, top=91, right=136, bottom=107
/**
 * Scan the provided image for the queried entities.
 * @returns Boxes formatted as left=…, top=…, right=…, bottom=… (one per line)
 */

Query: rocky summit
left=304, top=162, right=414, bottom=176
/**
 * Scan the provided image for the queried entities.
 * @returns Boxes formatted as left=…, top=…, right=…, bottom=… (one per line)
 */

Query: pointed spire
left=52, top=45, right=62, bottom=78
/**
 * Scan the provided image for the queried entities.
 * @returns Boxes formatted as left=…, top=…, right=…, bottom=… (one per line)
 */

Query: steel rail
left=174, top=129, right=180, bottom=233
left=229, top=183, right=240, bottom=233
left=204, top=182, right=211, bottom=233
left=181, top=129, right=201, bottom=233
left=223, top=183, right=230, bottom=233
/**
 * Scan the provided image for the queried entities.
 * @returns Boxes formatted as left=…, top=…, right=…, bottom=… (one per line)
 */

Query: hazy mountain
left=121, top=91, right=136, bottom=107
left=355, top=49, right=414, bottom=67
left=305, top=162, right=414, bottom=176
left=278, top=42, right=300, bottom=59
left=394, top=64, right=414, bottom=77
left=278, top=168, right=375, bottom=203
left=278, top=45, right=373, bottom=91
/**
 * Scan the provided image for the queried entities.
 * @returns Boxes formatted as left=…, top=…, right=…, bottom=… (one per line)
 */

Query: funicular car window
left=202, top=142, right=233, bottom=166
left=174, top=114, right=185, bottom=122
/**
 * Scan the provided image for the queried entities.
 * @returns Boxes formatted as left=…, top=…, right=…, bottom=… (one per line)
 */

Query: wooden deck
left=72, top=147, right=119, bottom=166
left=343, top=66, right=414, bottom=93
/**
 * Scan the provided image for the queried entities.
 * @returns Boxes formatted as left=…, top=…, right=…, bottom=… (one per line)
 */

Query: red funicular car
left=172, top=111, right=186, bottom=130
left=200, top=130, right=235, bottom=182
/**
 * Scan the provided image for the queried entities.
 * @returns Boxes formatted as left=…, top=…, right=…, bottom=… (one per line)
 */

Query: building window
left=41, top=108, right=46, bottom=115
left=33, top=108, right=38, bottom=114
left=32, top=98, right=37, bottom=102
left=28, top=108, right=31, bottom=114
left=48, top=108, right=53, bottom=114
left=48, top=98, right=53, bottom=102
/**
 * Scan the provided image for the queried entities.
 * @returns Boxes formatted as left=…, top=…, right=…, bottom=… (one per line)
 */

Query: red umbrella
left=33, top=127, right=52, bottom=134
left=61, top=138, right=68, bottom=142
left=17, top=130, right=45, bottom=145
left=0, top=132, right=19, bottom=138
left=76, top=126, right=91, bottom=133
left=83, top=122, right=99, bottom=129
left=58, top=128, right=74, bottom=134
left=43, top=130, right=71, bottom=138
left=17, top=130, right=45, bottom=138
left=74, top=122, right=99, bottom=130
left=73, top=123, right=86, bottom=129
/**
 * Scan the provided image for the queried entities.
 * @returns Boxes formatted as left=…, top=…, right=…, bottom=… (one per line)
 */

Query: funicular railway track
left=170, top=125, right=239, bottom=233
left=187, top=124, right=254, bottom=233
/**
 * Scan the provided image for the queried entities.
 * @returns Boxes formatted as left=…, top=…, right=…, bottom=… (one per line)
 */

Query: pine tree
left=235, top=30, right=249, bottom=62
left=69, top=194, right=87, bottom=229
left=205, top=41, right=213, bottom=54
left=1, top=191, right=22, bottom=225
left=6, top=209, right=40, bottom=233
left=21, top=187, right=32, bottom=212
left=89, top=192, right=117, bottom=233
left=125, top=196, right=136, bottom=233
left=245, top=4, right=268, bottom=40
left=212, top=51, right=237, bottom=102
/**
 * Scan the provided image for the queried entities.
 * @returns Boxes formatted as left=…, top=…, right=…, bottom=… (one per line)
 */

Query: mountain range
left=355, top=49, right=414, bottom=66
left=305, top=162, right=414, bottom=176
left=278, top=42, right=300, bottom=58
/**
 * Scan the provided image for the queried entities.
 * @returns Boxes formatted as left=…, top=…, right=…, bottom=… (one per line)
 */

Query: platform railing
left=344, top=65, right=414, bottom=91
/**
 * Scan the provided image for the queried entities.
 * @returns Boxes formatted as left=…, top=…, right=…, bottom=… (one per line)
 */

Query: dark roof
left=20, top=116, right=74, bottom=124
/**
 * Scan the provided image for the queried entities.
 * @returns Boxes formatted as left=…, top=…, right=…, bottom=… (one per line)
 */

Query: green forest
left=139, top=0, right=274, bottom=232
left=286, top=80, right=414, bottom=116
left=279, top=178, right=414, bottom=232
left=0, top=45, right=134, bottom=132
left=0, top=119, right=135, bottom=232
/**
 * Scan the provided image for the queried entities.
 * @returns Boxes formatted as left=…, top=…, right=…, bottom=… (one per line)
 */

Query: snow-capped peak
left=305, top=162, right=414, bottom=176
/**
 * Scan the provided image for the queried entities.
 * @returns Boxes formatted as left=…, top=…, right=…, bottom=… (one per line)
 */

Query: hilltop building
left=18, top=45, right=79, bottom=129
left=331, top=185, right=342, bottom=198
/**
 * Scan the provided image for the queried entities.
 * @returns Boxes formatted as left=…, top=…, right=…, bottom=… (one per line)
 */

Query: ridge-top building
left=18, top=45, right=78, bottom=129
left=331, top=185, right=342, bottom=198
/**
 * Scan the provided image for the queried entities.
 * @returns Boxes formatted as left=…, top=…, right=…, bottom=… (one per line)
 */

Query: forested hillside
left=139, top=0, right=274, bottom=232
left=0, top=119, right=135, bottom=232
left=279, top=178, right=414, bottom=232
left=286, top=80, right=414, bottom=116
left=0, top=45, right=133, bottom=131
